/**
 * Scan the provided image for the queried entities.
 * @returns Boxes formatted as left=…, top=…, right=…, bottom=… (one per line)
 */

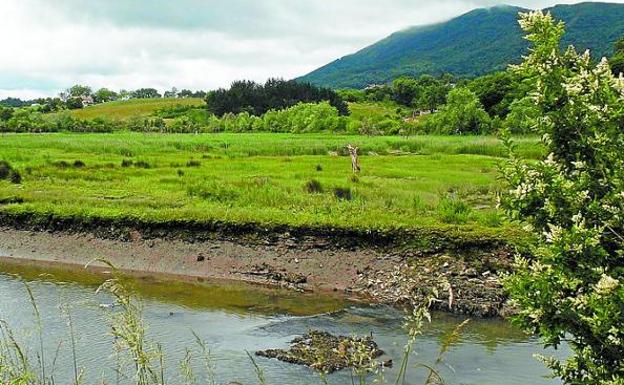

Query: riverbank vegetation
left=0, top=132, right=540, bottom=241
left=501, top=11, right=624, bottom=385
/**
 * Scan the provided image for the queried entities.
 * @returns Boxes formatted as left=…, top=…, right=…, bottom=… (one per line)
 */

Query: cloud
left=0, top=0, right=621, bottom=98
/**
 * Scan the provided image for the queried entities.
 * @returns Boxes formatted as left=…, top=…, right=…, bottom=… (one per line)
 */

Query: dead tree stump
left=347, top=144, right=360, bottom=173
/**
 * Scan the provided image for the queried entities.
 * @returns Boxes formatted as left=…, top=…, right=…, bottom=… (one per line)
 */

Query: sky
left=1, top=0, right=622, bottom=99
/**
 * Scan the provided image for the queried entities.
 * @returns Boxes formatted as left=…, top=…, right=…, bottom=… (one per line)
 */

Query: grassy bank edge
left=0, top=209, right=530, bottom=253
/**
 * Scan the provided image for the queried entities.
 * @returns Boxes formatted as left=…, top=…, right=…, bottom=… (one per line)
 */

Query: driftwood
left=347, top=144, right=360, bottom=173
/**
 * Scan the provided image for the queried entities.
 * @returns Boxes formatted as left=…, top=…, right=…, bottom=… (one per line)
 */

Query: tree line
left=205, top=78, right=349, bottom=117
left=0, top=86, right=207, bottom=112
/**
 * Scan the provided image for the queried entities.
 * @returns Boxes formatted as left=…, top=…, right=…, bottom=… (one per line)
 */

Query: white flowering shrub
left=501, top=11, right=624, bottom=385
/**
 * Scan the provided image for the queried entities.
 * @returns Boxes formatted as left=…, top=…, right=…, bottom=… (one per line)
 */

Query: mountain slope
left=299, top=2, right=624, bottom=88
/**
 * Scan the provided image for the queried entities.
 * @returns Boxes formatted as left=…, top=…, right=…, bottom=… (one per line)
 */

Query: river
left=0, top=260, right=568, bottom=385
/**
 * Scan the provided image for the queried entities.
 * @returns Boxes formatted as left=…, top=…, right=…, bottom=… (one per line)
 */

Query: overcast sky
left=1, top=0, right=622, bottom=99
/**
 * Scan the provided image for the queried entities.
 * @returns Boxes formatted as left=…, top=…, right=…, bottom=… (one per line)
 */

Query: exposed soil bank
left=0, top=213, right=518, bottom=317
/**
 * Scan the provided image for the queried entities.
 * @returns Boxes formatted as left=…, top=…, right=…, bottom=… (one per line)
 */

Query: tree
left=205, top=79, right=348, bottom=117
left=65, top=97, right=84, bottom=110
left=0, top=97, right=31, bottom=108
left=178, top=89, right=194, bottom=98
left=0, top=106, right=13, bottom=121
left=421, top=87, right=491, bottom=134
left=68, top=84, right=92, bottom=98
left=93, top=88, right=118, bottom=103
left=501, top=11, right=624, bottom=385
left=468, top=71, right=520, bottom=117
left=163, top=87, right=178, bottom=98
left=611, top=36, right=624, bottom=76
left=392, top=77, right=420, bottom=106
left=131, top=88, right=161, bottom=99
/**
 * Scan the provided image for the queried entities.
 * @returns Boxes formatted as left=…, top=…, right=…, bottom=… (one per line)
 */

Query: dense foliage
left=612, top=36, right=624, bottom=76
left=205, top=78, right=349, bottom=117
left=299, top=3, right=624, bottom=88
left=502, top=11, right=624, bottom=384
left=420, top=88, right=492, bottom=134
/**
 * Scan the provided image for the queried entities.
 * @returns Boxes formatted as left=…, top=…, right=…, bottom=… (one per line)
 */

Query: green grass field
left=348, top=102, right=404, bottom=120
left=58, top=98, right=205, bottom=120
left=0, top=133, right=540, bottom=237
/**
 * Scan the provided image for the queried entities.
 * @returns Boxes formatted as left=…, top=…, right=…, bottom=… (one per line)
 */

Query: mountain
left=299, top=2, right=624, bottom=89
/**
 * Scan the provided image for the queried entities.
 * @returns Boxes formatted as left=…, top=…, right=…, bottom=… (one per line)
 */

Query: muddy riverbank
left=0, top=214, right=519, bottom=317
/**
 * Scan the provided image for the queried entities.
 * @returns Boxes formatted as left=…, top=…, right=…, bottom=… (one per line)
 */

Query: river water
left=0, top=261, right=568, bottom=385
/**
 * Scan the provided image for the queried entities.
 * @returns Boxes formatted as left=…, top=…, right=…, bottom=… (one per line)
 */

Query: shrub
left=0, top=160, right=11, bottom=179
left=501, top=11, right=624, bottom=385
left=333, top=187, right=353, bottom=201
left=121, top=159, right=133, bottom=168
left=420, top=88, right=492, bottom=134
left=134, top=160, right=151, bottom=169
left=9, top=170, right=21, bottom=184
left=186, top=160, right=201, bottom=167
left=304, top=179, right=323, bottom=194
left=73, top=160, right=86, bottom=168
left=0, top=160, right=21, bottom=184
left=437, top=196, right=472, bottom=224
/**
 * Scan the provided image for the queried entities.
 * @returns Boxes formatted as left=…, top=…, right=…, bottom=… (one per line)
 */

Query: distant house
left=80, top=95, right=94, bottom=107
left=364, top=84, right=385, bottom=91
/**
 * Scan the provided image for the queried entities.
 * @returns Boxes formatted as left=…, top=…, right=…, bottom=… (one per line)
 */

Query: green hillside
left=299, top=2, right=624, bottom=88
left=60, top=98, right=204, bottom=120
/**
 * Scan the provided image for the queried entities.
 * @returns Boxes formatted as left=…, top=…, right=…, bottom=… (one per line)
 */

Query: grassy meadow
left=0, top=132, right=540, bottom=237
left=57, top=98, right=204, bottom=120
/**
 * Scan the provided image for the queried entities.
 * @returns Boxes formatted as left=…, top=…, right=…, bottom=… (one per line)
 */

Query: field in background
left=0, top=133, right=540, bottom=237
left=58, top=98, right=205, bottom=120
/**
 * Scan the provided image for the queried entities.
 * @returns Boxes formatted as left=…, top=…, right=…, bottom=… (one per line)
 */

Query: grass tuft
left=437, top=196, right=472, bottom=224
left=0, top=160, right=22, bottom=184
left=333, top=187, right=353, bottom=201
left=304, top=179, right=324, bottom=194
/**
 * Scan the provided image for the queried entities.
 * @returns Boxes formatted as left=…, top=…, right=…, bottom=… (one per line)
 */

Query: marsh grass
left=0, top=160, right=22, bottom=184
left=305, top=179, right=324, bottom=194
left=0, top=132, right=536, bottom=238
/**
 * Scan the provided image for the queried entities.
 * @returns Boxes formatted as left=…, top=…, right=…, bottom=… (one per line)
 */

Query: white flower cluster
left=595, top=274, right=619, bottom=295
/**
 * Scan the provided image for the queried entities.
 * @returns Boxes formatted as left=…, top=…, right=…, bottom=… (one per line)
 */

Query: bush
left=0, top=160, right=21, bottom=184
left=0, top=160, right=11, bottom=179
left=73, top=160, right=86, bottom=168
left=134, top=160, right=151, bottom=169
left=304, top=179, right=324, bottom=194
left=333, top=187, right=353, bottom=201
left=121, top=159, right=133, bottom=168
left=186, top=160, right=201, bottom=167
left=420, top=88, right=492, bottom=134
left=501, top=11, right=624, bottom=385
left=9, top=170, right=22, bottom=184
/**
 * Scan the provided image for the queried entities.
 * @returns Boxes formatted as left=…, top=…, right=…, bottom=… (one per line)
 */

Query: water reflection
left=0, top=259, right=567, bottom=385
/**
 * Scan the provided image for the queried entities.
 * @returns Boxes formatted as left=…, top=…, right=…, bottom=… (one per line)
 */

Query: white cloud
left=0, top=0, right=622, bottom=98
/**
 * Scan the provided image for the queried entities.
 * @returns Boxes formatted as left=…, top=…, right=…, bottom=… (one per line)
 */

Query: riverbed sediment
left=0, top=213, right=518, bottom=317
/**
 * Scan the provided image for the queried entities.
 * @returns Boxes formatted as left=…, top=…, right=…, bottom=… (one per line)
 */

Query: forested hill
left=298, top=2, right=624, bottom=88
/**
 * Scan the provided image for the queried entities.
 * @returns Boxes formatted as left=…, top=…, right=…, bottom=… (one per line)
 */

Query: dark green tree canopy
left=131, top=88, right=162, bottom=99
left=611, top=36, right=624, bottom=76
left=205, top=78, right=348, bottom=117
